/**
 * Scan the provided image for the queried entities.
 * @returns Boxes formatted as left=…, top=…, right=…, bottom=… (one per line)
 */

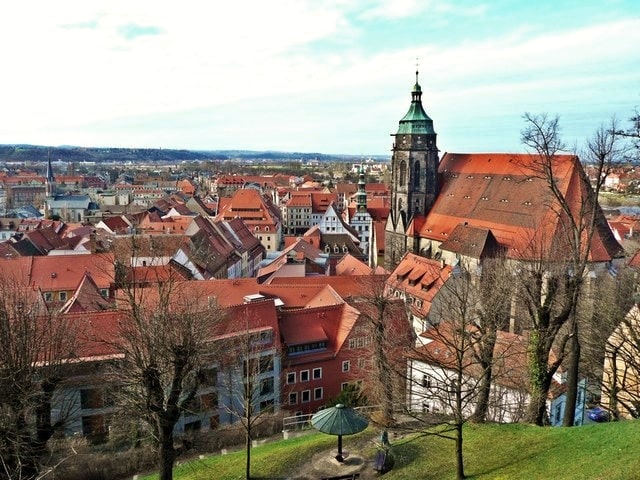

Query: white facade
left=407, top=357, right=530, bottom=424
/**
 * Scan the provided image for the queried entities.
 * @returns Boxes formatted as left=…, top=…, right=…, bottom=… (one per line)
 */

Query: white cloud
left=0, top=1, right=638, bottom=153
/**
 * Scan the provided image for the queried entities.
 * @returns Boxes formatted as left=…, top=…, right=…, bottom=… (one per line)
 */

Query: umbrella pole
left=336, top=434, right=344, bottom=462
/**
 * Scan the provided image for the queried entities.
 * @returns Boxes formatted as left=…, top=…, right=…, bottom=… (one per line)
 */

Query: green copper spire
left=397, top=69, right=435, bottom=135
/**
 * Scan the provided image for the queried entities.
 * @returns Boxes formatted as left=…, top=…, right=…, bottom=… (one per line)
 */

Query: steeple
left=356, top=164, right=367, bottom=213
left=45, top=150, right=55, bottom=197
left=397, top=69, right=435, bottom=135
left=385, top=69, right=440, bottom=270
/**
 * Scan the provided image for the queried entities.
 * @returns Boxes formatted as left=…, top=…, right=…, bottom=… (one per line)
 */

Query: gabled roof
left=215, top=188, right=282, bottom=230
left=439, top=224, right=501, bottom=259
left=257, top=238, right=328, bottom=282
left=279, top=302, right=360, bottom=357
left=97, top=215, right=131, bottom=234
left=419, top=153, right=623, bottom=262
left=388, top=253, right=452, bottom=318
left=335, top=254, right=374, bottom=276
left=0, top=253, right=115, bottom=292
left=59, top=272, right=114, bottom=314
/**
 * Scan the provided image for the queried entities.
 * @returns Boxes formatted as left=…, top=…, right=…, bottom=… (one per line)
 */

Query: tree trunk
left=374, top=316, right=395, bottom=426
left=471, top=365, right=493, bottom=423
left=158, top=422, right=177, bottom=480
left=525, top=331, right=555, bottom=426
left=246, top=422, right=251, bottom=480
left=455, top=421, right=465, bottom=480
left=562, top=331, right=580, bottom=426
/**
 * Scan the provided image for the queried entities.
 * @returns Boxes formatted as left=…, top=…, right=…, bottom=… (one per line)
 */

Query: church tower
left=385, top=70, right=439, bottom=269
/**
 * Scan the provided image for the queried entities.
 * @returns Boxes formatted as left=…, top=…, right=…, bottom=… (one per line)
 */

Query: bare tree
left=0, top=274, right=77, bottom=479
left=111, top=260, right=224, bottom=480
left=216, top=308, right=280, bottom=480
left=519, top=113, right=621, bottom=426
left=616, top=108, right=640, bottom=162
left=352, top=274, right=412, bottom=426
left=587, top=267, right=638, bottom=419
left=405, top=263, right=528, bottom=480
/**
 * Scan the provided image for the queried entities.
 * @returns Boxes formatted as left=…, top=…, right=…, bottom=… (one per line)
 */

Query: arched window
left=414, top=161, right=421, bottom=188
left=399, top=160, right=407, bottom=186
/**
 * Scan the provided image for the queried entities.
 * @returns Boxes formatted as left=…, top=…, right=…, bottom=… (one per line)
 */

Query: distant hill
left=0, top=145, right=219, bottom=163
left=0, top=145, right=387, bottom=164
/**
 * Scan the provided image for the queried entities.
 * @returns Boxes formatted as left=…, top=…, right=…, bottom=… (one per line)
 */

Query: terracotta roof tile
left=420, top=153, right=623, bottom=261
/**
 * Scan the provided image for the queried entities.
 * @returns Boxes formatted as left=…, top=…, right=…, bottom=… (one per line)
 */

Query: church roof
left=419, top=153, right=623, bottom=262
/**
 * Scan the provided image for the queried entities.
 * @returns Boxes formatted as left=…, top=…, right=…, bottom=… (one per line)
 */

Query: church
left=384, top=71, right=623, bottom=271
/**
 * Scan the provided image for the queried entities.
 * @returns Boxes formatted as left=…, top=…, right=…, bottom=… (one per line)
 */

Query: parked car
left=588, top=406, right=610, bottom=423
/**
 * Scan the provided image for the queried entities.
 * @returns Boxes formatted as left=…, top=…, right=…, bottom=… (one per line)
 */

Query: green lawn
left=142, top=421, right=640, bottom=480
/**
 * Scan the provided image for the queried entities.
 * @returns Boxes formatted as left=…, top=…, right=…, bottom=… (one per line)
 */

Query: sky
left=1, top=0, right=639, bottom=156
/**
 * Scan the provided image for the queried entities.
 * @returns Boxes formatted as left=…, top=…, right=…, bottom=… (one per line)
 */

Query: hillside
left=0, top=144, right=387, bottom=164
left=140, top=420, right=640, bottom=480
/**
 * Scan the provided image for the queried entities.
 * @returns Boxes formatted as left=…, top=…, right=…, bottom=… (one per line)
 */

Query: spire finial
left=415, top=57, right=420, bottom=83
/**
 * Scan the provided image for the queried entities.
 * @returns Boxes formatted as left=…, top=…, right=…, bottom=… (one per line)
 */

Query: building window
left=300, top=370, right=309, bottom=382
left=82, top=414, right=106, bottom=437
left=287, top=372, right=296, bottom=384
left=341, top=382, right=349, bottom=391
left=313, top=368, right=322, bottom=380
left=260, top=399, right=275, bottom=412
left=260, top=377, right=274, bottom=396
left=44, top=292, right=53, bottom=302
left=260, top=356, right=274, bottom=374
left=422, top=375, right=432, bottom=389
left=342, top=361, right=350, bottom=373
left=80, top=388, right=103, bottom=410
left=314, top=387, right=323, bottom=401
left=348, top=339, right=356, bottom=349
left=358, top=358, right=366, bottom=369
left=100, top=288, right=109, bottom=298
left=289, top=392, right=298, bottom=405
left=302, top=390, right=311, bottom=403
left=59, top=291, right=67, bottom=302
left=200, top=367, right=218, bottom=387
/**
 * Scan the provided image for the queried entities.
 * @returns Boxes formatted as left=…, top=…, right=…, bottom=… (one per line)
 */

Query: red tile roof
left=335, top=254, right=374, bottom=276
left=420, top=153, right=622, bottom=262
left=0, top=254, right=115, bottom=292
left=388, top=253, right=452, bottom=317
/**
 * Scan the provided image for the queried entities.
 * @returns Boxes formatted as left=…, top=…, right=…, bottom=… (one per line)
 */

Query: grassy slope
left=142, top=421, right=640, bottom=480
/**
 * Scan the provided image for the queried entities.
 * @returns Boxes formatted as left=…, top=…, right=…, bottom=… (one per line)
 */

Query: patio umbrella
left=311, top=404, right=369, bottom=462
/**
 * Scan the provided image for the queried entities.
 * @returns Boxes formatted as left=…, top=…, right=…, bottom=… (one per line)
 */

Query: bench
left=320, top=474, right=360, bottom=480
left=373, top=450, right=387, bottom=472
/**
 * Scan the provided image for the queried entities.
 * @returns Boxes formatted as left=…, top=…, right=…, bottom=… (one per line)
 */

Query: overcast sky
left=1, top=0, right=639, bottom=156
